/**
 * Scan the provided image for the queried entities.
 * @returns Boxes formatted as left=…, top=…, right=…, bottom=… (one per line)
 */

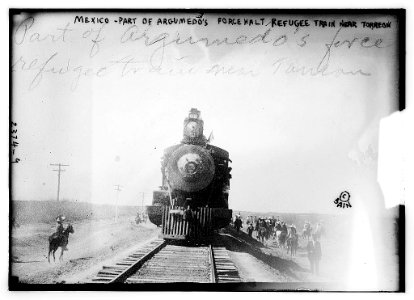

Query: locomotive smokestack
left=182, top=108, right=206, bottom=145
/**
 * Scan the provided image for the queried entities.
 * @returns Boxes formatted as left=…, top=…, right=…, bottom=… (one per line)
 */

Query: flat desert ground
left=10, top=211, right=400, bottom=290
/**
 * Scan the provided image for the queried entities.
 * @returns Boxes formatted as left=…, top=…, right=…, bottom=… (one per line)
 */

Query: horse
left=268, top=219, right=276, bottom=238
left=257, top=226, right=267, bottom=244
left=276, top=230, right=288, bottom=248
left=48, top=224, right=74, bottom=263
left=302, top=223, right=312, bottom=240
left=273, top=222, right=282, bottom=240
left=286, top=233, right=299, bottom=256
left=247, top=224, right=254, bottom=237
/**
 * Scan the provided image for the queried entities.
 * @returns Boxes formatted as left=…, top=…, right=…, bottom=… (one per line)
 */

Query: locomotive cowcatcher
left=147, top=108, right=232, bottom=240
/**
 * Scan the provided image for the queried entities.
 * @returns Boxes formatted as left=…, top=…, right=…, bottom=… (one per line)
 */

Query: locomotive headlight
left=186, top=162, right=196, bottom=174
left=177, top=153, right=202, bottom=177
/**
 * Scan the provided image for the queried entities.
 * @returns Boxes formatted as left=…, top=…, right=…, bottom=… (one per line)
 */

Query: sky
left=11, top=12, right=399, bottom=214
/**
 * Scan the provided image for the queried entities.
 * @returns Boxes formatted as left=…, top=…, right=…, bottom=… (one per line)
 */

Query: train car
left=147, top=108, right=232, bottom=240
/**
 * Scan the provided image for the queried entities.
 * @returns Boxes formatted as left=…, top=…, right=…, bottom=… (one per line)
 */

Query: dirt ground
left=11, top=217, right=160, bottom=284
left=219, top=227, right=348, bottom=285
left=221, top=219, right=399, bottom=291
left=10, top=216, right=398, bottom=289
left=11, top=217, right=333, bottom=285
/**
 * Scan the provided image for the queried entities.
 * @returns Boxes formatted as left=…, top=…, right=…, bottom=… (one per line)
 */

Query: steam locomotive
left=147, top=108, right=232, bottom=240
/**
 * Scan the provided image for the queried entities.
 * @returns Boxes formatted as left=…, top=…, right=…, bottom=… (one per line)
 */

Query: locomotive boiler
left=147, top=108, right=232, bottom=240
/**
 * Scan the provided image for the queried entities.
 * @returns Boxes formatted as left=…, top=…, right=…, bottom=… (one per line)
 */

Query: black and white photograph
left=8, top=9, right=406, bottom=291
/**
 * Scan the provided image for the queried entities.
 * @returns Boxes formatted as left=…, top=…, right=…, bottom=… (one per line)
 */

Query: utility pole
left=50, top=163, right=69, bottom=202
left=114, top=184, right=122, bottom=222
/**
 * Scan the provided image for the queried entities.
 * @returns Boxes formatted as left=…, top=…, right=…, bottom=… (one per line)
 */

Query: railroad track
left=91, top=239, right=240, bottom=283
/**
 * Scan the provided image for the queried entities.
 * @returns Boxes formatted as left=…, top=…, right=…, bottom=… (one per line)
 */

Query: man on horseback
left=270, top=217, right=276, bottom=227
left=276, top=222, right=288, bottom=248
left=255, top=217, right=260, bottom=231
left=281, top=222, right=288, bottom=234
left=247, top=223, right=254, bottom=237
left=55, top=215, right=68, bottom=251
left=303, top=221, right=312, bottom=240
left=275, top=221, right=282, bottom=232
left=256, top=218, right=268, bottom=243
left=289, top=224, right=297, bottom=237
left=48, top=222, right=74, bottom=263
left=286, top=224, right=299, bottom=256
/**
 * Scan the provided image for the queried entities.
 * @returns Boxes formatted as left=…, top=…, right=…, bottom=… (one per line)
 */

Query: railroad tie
left=90, top=239, right=166, bottom=284
left=212, top=246, right=241, bottom=283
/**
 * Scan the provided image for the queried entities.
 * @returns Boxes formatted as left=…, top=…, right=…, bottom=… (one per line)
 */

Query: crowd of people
left=232, top=214, right=324, bottom=275
left=135, top=212, right=148, bottom=224
left=233, top=214, right=295, bottom=240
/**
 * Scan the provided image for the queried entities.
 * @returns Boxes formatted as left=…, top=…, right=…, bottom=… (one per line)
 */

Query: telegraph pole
left=114, top=184, right=122, bottom=222
left=50, top=163, right=69, bottom=202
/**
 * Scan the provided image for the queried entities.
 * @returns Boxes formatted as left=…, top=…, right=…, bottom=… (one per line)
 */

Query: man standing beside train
left=307, top=234, right=322, bottom=275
